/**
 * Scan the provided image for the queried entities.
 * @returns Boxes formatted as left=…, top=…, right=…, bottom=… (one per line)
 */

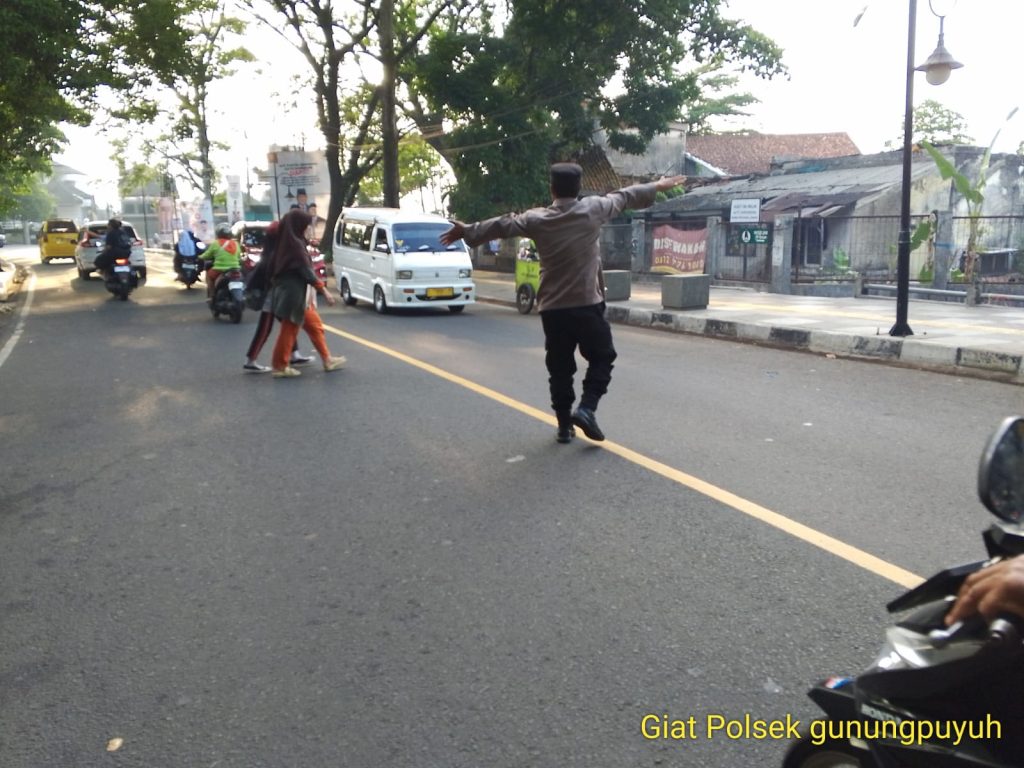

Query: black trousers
left=540, top=303, right=616, bottom=415
left=246, top=310, right=298, bottom=361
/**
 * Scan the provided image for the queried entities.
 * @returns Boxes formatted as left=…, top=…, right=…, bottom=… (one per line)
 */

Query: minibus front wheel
left=374, top=285, right=389, bottom=314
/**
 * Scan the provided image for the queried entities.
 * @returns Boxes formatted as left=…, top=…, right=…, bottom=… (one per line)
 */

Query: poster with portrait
left=226, top=175, right=245, bottom=224
left=266, top=149, right=330, bottom=222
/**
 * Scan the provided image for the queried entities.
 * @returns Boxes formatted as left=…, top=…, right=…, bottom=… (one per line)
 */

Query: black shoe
left=571, top=407, right=605, bottom=441
left=556, top=424, right=576, bottom=444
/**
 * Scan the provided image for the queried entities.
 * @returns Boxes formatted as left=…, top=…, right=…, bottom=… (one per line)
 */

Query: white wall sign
left=730, top=198, right=761, bottom=223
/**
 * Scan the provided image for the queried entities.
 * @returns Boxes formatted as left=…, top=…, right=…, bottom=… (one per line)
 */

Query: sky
left=716, top=0, right=1023, bottom=154
left=55, top=0, right=1023, bottom=210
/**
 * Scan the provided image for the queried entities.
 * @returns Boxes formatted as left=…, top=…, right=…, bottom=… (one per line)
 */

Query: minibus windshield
left=392, top=223, right=465, bottom=253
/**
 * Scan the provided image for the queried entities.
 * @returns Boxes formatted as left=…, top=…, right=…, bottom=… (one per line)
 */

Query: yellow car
left=39, top=219, right=79, bottom=263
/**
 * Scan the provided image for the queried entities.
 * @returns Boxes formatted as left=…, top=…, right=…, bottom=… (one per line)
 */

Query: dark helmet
left=216, top=223, right=232, bottom=238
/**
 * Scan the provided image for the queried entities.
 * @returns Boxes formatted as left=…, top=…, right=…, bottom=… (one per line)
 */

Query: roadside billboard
left=266, top=149, right=330, bottom=222
left=226, top=175, right=244, bottom=224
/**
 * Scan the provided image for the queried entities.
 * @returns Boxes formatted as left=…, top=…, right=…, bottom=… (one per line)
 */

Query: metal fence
left=599, top=213, right=1024, bottom=285
left=599, top=222, right=635, bottom=270
left=799, top=214, right=925, bottom=277
left=950, top=216, right=1024, bottom=275
left=799, top=214, right=1024, bottom=279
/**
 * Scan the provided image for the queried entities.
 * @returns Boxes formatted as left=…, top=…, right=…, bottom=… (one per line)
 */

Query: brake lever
left=929, top=612, right=1024, bottom=649
left=928, top=614, right=987, bottom=648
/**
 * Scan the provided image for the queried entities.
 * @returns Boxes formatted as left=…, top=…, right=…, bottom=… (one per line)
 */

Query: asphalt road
left=2, top=246, right=1022, bottom=767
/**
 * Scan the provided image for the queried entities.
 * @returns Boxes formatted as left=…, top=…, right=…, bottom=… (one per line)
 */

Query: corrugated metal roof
left=646, top=156, right=936, bottom=216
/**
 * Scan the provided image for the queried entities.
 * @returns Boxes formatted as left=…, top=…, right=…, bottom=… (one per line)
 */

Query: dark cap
left=550, top=162, right=583, bottom=198
left=550, top=163, right=582, bottom=184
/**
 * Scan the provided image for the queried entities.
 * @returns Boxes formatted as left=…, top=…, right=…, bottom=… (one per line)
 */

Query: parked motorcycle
left=104, top=256, right=140, bottom=301
left=209, top=266, right=246, bottom=323
left=783, top=416, right=1024, bottom=768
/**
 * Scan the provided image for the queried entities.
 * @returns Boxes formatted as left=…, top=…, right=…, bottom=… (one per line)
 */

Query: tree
left=247, top=0, right=783, bottom=232
left=887, top=99, right=973, bottom=149
left=0, top=1, right=201, bottom=217
left=679, top=60, right=760, bottom=135
left=242, top=0, right=457, bottom=255
left=402, top=0, right=785, bottom=220
left=11, top=175, right=57, bottom=224
left=356, top=134, right=445, bottom=206
left=112, top=2, right=254, bottom=204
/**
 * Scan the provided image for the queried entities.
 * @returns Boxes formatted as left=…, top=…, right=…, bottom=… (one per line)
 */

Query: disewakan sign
left=652, top=225, right=708, bottom=274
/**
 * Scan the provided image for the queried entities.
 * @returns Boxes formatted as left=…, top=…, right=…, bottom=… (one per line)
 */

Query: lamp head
left=916, top=14, right=963, bottom=87
left=916, top=39, right=963, bottom=85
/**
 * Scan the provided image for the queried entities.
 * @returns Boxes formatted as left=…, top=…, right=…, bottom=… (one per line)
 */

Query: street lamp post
left=890, top=0, right=962, bottom=337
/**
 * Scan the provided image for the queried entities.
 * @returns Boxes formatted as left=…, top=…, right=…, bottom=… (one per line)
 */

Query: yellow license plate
left=426, top=287, right=454, bottom=298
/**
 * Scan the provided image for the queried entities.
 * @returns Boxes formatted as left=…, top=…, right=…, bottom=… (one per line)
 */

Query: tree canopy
left=887, top=99, right=974, bottom=148
left=0, top=0, right=203, bottom=216
left=403, top=0, right=785, bottom=219
left=111, top=2, right=254, bottom=202
left=250, top=0, right=784, bottom=234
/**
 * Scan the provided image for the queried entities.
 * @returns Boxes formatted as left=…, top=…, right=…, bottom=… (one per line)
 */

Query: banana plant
left=920, top=107, right=1018, bottom=282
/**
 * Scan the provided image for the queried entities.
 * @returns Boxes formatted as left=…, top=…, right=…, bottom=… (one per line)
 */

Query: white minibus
left=332, top=208, right=475, bottom=313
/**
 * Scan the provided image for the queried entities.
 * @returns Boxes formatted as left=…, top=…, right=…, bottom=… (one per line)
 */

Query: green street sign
left=739, top=225, right=770, bottom=245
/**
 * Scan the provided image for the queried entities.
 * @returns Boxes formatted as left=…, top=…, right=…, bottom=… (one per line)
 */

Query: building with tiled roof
left=683, top=132, right=861, bottom=176
left=581, top=127, right=861, bottom=191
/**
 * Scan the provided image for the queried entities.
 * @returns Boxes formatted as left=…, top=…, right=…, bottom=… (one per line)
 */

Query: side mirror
left=375, top=242, right=390, bottom=254
left=978, top=416, right=1024, bottom=523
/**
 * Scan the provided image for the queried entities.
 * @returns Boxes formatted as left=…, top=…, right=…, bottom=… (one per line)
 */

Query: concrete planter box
left=661, top=273, right=710, bottom=310
left=603, top=269, right=631, bottom=301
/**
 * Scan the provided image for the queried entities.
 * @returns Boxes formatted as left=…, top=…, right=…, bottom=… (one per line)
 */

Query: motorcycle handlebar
left=928, top=612, right=1024, bottom=649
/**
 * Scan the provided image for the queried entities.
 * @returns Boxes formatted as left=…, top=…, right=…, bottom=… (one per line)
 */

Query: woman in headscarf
left=267, top=208, right=345, bottom=378
left=243, top=220, right=310, bottom=372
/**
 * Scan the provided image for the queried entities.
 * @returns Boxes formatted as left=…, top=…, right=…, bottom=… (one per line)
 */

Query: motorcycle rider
left=203, top=223, right=242, bottom=301
left=95, top=218, right=132, bottom=280
left=173, top=226, right=203, bottom=281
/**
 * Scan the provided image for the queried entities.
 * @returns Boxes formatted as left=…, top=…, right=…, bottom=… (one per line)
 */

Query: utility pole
left=380, top=0, right=400, bottom=208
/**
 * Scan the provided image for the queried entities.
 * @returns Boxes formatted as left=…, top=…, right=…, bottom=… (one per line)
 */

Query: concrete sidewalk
left=472, top=270, right=1024, bottom=384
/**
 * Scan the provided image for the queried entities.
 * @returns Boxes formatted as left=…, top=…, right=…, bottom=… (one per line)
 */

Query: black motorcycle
left=104, top=256, right=140, bottom=301
left=178, top=253, right=202, bottom=289
left=783, top=416, right=1024, bottom=768
left=209, top=266, right=246, bottom=323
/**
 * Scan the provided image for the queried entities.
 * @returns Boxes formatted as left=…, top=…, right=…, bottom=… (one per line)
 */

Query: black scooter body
left=104, top=260, right=138, bottom=301
left=784, top=530, right=1024, bottom=768
left=178, top=254, right=201, bottom=288
left=784, top=409, right=1024, bottom=768
left=210, top=267, right=245, bottom=323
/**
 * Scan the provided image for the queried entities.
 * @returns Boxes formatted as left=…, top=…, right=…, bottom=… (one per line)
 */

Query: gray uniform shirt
left=461, top=182, right=660, bottom=312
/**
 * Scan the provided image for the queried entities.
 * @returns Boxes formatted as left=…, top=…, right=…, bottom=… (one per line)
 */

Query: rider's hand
left=946, top=555, right=1024, bottom=625
left=321, top=290, right=336, bottom=307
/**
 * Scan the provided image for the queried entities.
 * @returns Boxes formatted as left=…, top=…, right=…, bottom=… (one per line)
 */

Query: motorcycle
left=178, top=253, right=202, bottom=289
left=175, top=241, right=206, bottom=289
left=783, top=416, right=1024, bottom=768
left=104, top=256, right=139, bottom=301
left=209, top=266, right=246, bottom=323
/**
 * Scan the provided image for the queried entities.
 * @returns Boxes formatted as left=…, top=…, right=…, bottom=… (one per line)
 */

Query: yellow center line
left=325, top=322, right=924, bottom=589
